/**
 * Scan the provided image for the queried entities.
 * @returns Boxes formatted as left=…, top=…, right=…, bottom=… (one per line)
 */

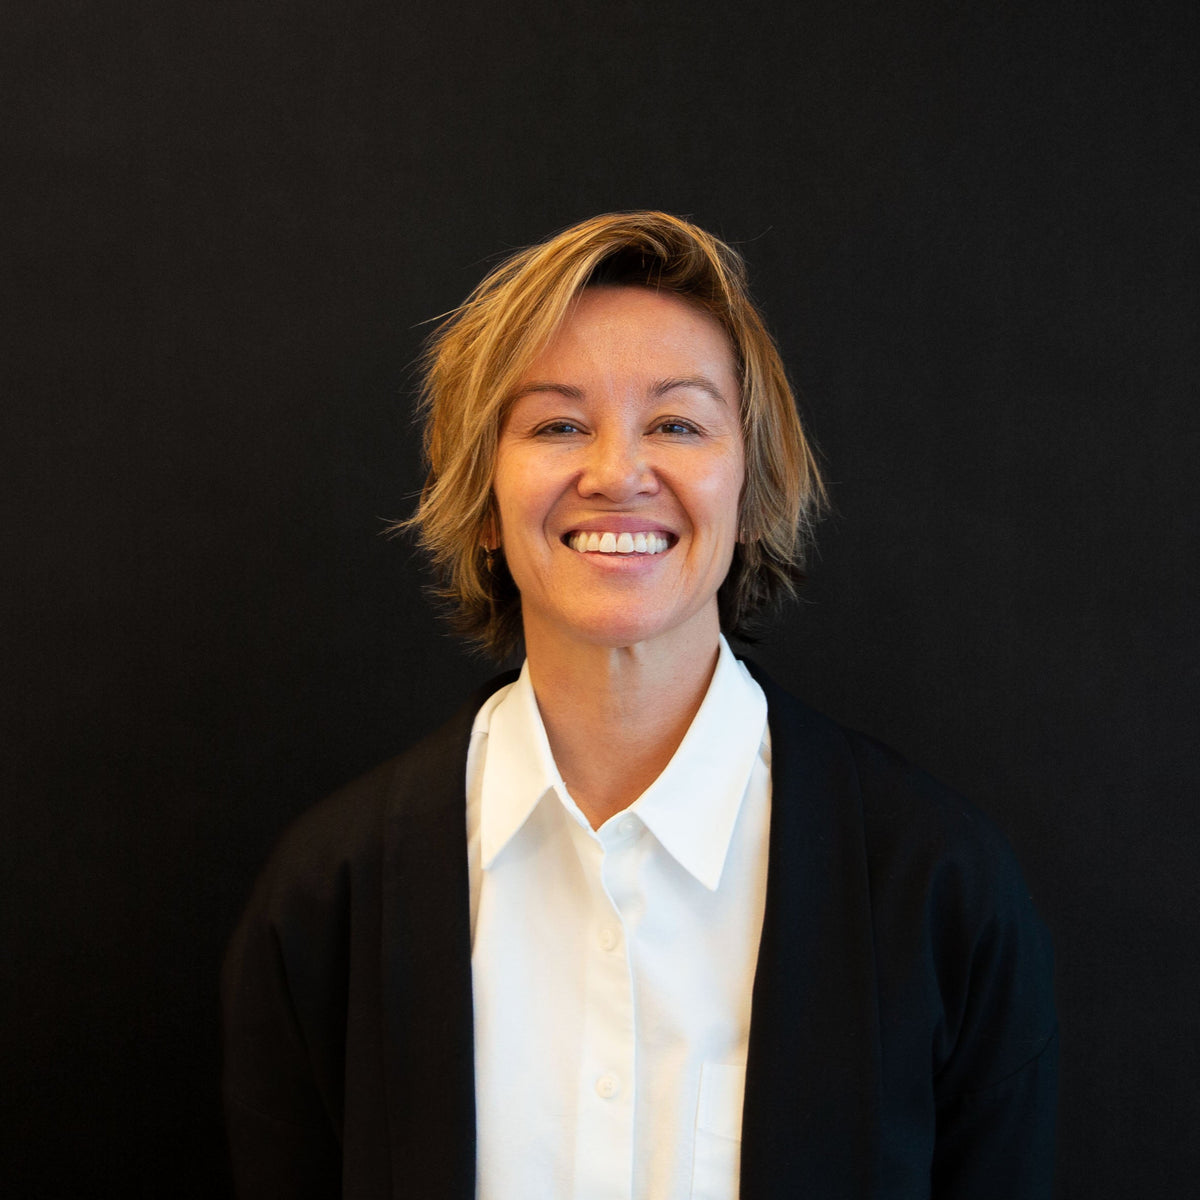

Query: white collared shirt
left=466, top=636, right=771, bottom=1200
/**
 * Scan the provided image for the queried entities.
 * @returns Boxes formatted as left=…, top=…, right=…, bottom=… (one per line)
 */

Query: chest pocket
left=691, top=1061, right=746, bottom=1200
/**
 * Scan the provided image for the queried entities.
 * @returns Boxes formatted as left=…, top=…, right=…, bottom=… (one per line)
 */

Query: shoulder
left=845, top=721, right=1029, bottom=920
left=749, top=659, right=1031, bottom=906
left=235, top=674, right=514, bottom=932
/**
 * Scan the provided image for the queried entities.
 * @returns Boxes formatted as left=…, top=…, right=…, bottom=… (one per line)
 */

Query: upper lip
left=563, top=516, right=677, bottom=536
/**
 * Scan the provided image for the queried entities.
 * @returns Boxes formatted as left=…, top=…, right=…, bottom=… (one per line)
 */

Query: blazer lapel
left=379, top=682, right=510, bottom=1200
left=740, top=667, right=882, bottom=1198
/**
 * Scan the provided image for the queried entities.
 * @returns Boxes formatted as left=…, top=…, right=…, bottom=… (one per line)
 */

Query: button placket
left=569, top=824, right=636, bottom=1198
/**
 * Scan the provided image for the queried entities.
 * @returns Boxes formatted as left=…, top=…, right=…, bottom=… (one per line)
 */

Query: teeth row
left=568, top=531, right=670, bottom=555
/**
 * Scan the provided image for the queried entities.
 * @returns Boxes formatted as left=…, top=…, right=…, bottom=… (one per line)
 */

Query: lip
left=561, top=515, right=677, bottom=540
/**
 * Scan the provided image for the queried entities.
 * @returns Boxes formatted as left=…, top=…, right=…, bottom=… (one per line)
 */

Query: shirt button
left=598, top=926, right=620, bottom=952
left=595, top=1074, right=620, bottom=1099
left=618, top=817, right=637, bottom=837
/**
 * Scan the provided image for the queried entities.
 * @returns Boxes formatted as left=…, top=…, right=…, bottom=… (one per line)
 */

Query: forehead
left=522, top=285, right=738, bottom=383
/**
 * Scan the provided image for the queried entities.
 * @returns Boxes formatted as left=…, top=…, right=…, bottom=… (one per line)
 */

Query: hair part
left=396, top=211, right=826, bottom=658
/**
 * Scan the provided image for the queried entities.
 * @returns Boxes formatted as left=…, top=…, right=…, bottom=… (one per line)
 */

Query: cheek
left=492, top=452, right=526, bottom=519
left=702, top=455, right=745, bottom=530
left=493, top=460, right=558, bottom=548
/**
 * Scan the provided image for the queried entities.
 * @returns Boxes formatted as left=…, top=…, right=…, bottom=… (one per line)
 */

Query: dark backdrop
left=4, top=1, right=1197, bottom=1196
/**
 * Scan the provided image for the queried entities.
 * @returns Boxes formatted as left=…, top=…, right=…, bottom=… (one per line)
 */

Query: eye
left=535, top=420, right=585, bottom=436
left=654, top=419, right=700, bottom=436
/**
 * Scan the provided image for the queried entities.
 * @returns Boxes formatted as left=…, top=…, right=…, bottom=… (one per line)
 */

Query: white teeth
left=568, top=531, right=669, bottom=555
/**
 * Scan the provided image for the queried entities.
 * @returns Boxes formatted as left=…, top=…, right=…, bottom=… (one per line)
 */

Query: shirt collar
left=629, top=636, right=768, bottom=891
left=478, top=636, right=768, bottom=890
left=478, top=659, right=564, bottom=870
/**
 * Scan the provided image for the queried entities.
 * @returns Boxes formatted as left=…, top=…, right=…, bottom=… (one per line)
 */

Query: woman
left=223, top=212, right=1057, bottom=1199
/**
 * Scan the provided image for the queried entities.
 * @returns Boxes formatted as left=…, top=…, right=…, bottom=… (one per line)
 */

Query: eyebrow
left=649, top=376, right=730, bottom=405
left=513, top=376, right=730, bottom=404
left=515, top=382, right=586, bottom=400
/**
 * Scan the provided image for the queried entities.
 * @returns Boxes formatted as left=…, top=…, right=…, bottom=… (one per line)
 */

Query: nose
left=576, top=429, right=658, bottom=502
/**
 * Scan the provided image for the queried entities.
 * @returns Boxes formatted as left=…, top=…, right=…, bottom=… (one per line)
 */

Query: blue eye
left=537, top=421, right=583, bottom=436
left=657, top=420, right=698, bottom=436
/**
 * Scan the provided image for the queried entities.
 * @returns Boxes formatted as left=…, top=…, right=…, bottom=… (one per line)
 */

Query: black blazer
left=222, top=666, right=1057, bottom=1199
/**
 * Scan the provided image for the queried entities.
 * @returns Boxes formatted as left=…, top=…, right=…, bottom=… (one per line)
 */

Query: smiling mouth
left=565, top=531, right=672, bottom=555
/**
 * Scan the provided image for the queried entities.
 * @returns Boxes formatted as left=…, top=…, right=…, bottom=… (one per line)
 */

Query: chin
left=570, top=618, right=666, bottom=649
left=557, top=603, right=716, bottom=654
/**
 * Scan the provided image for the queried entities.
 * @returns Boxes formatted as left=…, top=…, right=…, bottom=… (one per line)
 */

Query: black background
left=4, top=1, right=1197, bottom=1196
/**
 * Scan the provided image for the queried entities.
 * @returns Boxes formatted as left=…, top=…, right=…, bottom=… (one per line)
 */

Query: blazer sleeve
left=853, top=729, right=1058, bottom=1199
left=927, top=837, right=1059, bottom=1199
left=220, top=800, right=361, bottom=1199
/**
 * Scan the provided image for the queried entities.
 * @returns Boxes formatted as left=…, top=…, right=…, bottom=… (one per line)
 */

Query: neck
left=525, top=623, right=722, bottom=829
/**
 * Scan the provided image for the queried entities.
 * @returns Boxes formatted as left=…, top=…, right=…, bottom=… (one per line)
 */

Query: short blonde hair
left=402, top=211, right=826, bottom=657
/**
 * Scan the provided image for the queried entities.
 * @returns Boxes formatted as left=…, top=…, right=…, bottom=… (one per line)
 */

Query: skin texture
left=492, top=285, right=745, bottom=826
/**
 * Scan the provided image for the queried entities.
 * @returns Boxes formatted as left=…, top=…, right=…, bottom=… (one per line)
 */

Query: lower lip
left=565, top=544, right=673, bottom=569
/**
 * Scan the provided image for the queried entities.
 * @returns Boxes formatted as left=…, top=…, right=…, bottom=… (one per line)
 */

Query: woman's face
left=492, top=285, right=744, bottom=659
